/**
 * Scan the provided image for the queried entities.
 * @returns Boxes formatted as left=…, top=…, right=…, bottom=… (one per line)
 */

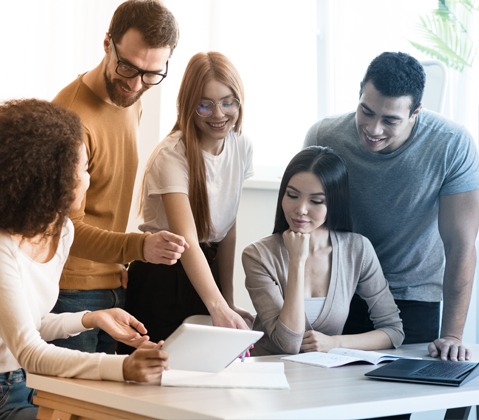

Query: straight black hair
left=273, top=146, right=351, bottom=234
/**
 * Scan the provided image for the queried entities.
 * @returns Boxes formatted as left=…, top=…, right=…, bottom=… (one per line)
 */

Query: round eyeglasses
left=196, top=97, right=241, bottom=118
left=110, top=37, right=168, bottom=86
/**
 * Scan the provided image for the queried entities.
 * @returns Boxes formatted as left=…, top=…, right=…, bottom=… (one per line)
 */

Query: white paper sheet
left=161, top=361, right=289, bottom=389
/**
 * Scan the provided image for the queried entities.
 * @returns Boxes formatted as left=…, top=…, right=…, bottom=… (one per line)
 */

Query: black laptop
left=365, top=358, right=479, bottom=387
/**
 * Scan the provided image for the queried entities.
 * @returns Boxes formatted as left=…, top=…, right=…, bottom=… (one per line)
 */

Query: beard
left=103, top=71, right=148, bottom=108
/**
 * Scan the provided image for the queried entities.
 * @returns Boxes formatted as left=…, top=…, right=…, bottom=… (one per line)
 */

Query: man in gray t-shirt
left=304, top=52, right=479, bottom=361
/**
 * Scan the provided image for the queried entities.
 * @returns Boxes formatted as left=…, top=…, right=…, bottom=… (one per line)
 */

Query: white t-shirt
left=0, top=219, right=125, bottom=380
left=140, top=131, right=254, bottom=243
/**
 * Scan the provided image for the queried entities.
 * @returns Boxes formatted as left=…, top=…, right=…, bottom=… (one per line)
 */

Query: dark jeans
left=118, top=243, right=219, bottom=355
left=49, top=287, right=125, bottom=354
left=343, top=294, right=440, bottom=344
left=0, top=369, right=37, bottom=420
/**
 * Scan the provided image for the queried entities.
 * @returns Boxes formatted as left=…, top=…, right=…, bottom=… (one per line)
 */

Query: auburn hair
left=171, top=52, right=244, bottom=241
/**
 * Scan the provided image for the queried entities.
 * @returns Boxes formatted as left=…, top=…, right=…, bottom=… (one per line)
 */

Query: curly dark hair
left=0, top=99, right=83, bottom=238
left=359, top=52, right=426, bottom=116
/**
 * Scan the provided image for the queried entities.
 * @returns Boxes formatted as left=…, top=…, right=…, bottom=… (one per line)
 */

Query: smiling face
left=194, top=79, right=240, bottom=153
left=355, top=81, right=421, bottom=153
left=282, top=172, right=328, bottom=234
left=103, top=28, right=171, bottom=107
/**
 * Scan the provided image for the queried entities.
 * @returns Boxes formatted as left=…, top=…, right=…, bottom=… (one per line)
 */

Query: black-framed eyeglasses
left=109, top=37, right=168, bottom=86
left=196, top=97, right=241, bottom=118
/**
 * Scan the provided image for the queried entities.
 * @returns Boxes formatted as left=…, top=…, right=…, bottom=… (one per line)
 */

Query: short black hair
left=360, top=52, right=426, bottom=115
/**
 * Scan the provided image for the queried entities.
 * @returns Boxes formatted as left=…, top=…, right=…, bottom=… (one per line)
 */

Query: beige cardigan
left=242, top=230, right=404, bottom=355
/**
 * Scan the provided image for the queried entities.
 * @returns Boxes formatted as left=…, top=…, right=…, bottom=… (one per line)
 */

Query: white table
left=27, top=343, right=479, bottom=420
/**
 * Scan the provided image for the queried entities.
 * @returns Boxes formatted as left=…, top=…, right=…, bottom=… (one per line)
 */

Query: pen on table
left=241, top=350, right=247, bottom=362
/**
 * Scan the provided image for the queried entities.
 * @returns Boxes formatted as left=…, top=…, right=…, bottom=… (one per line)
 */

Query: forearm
left=438, top=190, right=479, bottom=341
left=440, top=247, right=476, bottom=340
left=217, top=225, right=236, bottom=306
left=279, top=259, right=306, bottom=333
left=70, top=219, right=146, bottom=263
left=182, top=244, right=227, bottom=312
left=335, top=329, right=393, bottom=350
left=81, top=311, right=100, bottom=329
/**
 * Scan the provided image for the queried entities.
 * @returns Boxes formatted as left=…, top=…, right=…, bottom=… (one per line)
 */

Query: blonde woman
left=120, top=52, right=254, bottom=352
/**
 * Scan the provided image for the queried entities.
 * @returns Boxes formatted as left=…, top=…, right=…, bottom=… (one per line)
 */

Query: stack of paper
left=162, top=361, right=289, bottom=389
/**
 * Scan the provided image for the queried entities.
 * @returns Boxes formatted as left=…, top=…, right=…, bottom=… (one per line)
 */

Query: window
left=163, top=0, right=477, bottom=179
left=2, top=1, right=476, bottom=175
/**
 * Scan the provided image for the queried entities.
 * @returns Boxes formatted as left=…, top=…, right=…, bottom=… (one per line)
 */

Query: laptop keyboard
left=411, top=361, right=477, bottom=379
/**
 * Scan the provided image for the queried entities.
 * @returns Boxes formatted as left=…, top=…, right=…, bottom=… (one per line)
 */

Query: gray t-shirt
left=303, top=110, right=479, bottom=301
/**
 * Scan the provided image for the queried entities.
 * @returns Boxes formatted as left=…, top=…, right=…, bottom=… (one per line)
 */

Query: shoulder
left=62, top=219, right=75, bottom=244
left=227, top=131, right=253, bottom=154
left=414, top=111, right=478, bottom=172
left=417, top=110, right=473, bottom=144
left=243, top=234, right=282, bottom=259
left=304, top=113, right=356, bottom=146
left=242, top=234, right=286, bottom=281
left=0, top=231, right=15, bottom=257
left=53, top=76, right=83, bottom=107
left=146, top=132, right=187, bottom=176
left=154, top=132, right=185, bottom=159
left=53, top=75, right=100, bottom=114
left=58, top=219, right=75, bottom=260
left=309, top=112, right=355, bottom=132
left=333, top=230, right=374, bottom=254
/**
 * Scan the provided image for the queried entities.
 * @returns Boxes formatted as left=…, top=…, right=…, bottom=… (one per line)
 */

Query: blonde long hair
left=159, top=52, right=245, bottom=241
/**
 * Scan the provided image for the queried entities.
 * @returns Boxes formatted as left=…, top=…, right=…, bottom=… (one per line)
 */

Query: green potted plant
left=410, top=0, right=478, bottom=72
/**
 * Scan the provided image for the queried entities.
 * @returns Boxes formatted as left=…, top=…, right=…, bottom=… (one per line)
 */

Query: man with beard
left=51, top=0, right=188, bottom=354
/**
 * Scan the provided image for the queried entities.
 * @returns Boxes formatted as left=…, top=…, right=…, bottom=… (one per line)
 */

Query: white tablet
left=162, top=323, right=263, bottom=373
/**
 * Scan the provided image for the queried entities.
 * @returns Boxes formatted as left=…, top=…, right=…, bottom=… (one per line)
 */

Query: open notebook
left=282, top=348, right=417, bottom=368
left=365, top=358, right=479, bottom=387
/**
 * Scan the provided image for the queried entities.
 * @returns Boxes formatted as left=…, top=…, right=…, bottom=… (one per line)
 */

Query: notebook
left=282, top=348, right=419, bottom=368
left=365, top=358, right=479, bottom=387
left=162, top=323, right=263, bottom=373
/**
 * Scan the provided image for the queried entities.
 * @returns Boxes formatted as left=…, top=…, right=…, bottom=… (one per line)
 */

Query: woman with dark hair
left=0, top=99, right=168, bottom=419
left=120, top=51, right=254, bottom=350
left=242, top=146, right=404, bottom=356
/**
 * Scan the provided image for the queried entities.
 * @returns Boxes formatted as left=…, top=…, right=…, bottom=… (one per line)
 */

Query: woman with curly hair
left=0, top=99, right=168, bottom=419
left=119, top=52, right=254, bottom=351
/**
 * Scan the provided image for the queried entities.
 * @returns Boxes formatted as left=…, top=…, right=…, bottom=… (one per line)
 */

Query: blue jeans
left=50, top=287, right=125, bottom=354
left=0, top=369, right=37, bottom=420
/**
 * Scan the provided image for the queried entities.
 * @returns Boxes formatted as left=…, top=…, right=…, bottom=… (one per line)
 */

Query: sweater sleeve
left=243, top=238, right=304, bottom=354
left=0, top=240, right=126, bottom=381
left=39, top=311, right=90, bottom=342
left=356, top=236, right=405, bottom=348
left=68, top=215, right=148, bottom=264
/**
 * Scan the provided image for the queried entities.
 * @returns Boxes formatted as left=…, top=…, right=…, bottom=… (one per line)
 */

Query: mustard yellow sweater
left=53, top=75, right=147, bottom=290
